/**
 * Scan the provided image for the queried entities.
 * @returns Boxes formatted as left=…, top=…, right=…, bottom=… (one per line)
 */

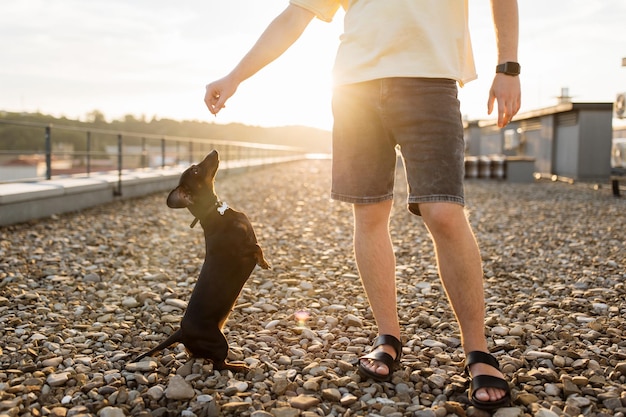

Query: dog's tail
left=131, top=329, right=183, bottom=363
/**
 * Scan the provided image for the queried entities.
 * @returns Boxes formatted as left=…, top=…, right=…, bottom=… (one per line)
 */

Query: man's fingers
left=205, top=87, right=223, bottom=115
left=491, top=96, right=520, bottom=127
left=498, top=101, right=513, bottom=128
left=487, top=96, right=494, bottom=115
left=487, top=91, right=496, bottom=116
left=500, top=98, right=522, bottom=127
left=205, top=80, right=237, bottom=115
left=498, top=109, right=507, bottom=128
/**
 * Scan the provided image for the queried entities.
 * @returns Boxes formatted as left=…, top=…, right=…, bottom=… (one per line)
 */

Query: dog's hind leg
left=213, top=359, right=249, bottom=372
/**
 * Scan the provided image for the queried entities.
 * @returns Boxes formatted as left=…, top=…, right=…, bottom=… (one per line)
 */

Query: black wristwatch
left=496, top=62, right=521, bottom=76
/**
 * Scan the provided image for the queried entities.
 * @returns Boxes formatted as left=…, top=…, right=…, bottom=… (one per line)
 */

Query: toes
left=473, top=388, right=491, bottom=402
left=360, top=359, right=389, bottom=376
left=474, top=387, right=505, bottom=402
left=468, top=361, right=507, bottom=402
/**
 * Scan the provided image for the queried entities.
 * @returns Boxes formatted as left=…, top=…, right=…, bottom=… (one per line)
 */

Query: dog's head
left=167, top=150, right=219, bottom=209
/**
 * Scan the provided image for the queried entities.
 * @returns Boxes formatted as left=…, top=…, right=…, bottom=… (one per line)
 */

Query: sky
left=1, top=1, right=625, bottom=131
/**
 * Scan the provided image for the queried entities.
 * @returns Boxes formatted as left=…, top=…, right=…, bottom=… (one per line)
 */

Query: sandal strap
left=371, top=334, right=402, bottom=361
left=465, top=351, right=500, bottom=373
left=468, top=375, right=511, bottom=409
left=360, top=350, right=396, bottom=368
left=465, top=351, right=511, bottom=410
left=469, top=374, right=510, bottom=393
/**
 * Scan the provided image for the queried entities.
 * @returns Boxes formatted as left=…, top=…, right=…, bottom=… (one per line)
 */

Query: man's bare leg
left=353, top=200, right=401, bottom=377
left=420, top=202, right=506, bottom=403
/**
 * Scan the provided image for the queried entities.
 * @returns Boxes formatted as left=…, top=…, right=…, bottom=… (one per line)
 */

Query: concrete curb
left=0, top=157, right=303, bottom=226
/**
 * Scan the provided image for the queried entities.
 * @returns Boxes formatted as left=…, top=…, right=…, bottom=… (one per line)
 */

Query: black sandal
left=357, top=334, right=402, bottom=382
left=464, top=351, right=511, bottom=410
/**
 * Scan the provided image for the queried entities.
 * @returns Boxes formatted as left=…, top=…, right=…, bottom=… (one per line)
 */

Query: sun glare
left=211, top=12, right=342, bottom=131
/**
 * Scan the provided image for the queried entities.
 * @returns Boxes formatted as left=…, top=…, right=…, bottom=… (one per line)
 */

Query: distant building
left=0, top=156, right=73, bottom=181
left=0, top=156, right=46, bottom=181
left=464, top=102, right=614, bottom=181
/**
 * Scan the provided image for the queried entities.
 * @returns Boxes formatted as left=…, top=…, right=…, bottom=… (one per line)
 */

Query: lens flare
left=294, top=310, right=310, bottom=327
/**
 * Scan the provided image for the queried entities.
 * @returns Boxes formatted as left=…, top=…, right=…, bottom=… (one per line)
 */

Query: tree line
left=0, top=111, right=331, bottom=154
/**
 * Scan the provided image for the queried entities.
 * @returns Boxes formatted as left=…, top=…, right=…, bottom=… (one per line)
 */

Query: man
left=205, top=0, right=521, bottom=410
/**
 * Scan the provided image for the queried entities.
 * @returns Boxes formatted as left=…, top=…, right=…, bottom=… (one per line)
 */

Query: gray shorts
left=330, top=77, right=465, bottom=215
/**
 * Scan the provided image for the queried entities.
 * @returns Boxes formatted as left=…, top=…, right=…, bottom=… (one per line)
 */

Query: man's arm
left=205, top=4, right=315, bottom=115
left=487, top=0, right=521, bottom=128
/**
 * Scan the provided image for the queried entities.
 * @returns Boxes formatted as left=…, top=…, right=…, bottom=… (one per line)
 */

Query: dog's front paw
left=255, top=245, right=270, bottom=269
left=258, top=258, right=271, bottom=270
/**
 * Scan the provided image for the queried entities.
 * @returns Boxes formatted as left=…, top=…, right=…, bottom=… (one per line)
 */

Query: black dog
left=133, top=150, right=270, bottom=371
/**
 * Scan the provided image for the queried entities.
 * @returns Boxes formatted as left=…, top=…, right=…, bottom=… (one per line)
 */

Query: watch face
left=497, top=62, right=520, bottom=76
left=507, top=62, right=521, bottom=75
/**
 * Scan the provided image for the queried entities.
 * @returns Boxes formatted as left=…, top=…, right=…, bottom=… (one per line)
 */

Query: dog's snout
left=196, top=150, right=219, bottom=177
left=205, top=150, right=219, bottom=164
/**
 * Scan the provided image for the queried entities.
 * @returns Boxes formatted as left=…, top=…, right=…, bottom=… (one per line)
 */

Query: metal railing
left=0, top=119, right=307, bottom=195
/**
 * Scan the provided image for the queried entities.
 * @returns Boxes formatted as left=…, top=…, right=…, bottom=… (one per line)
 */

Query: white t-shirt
left=289, top=0, right=477, bottom=86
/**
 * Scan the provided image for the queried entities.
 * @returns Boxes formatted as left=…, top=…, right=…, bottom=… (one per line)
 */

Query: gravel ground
left=0, top=158, right=625, bottom=417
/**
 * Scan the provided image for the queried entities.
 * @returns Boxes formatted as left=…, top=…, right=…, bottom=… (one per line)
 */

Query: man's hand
left=487, top=74, right=521, bottom=128
left=203, top=5, right=315, bottom=117
left=205, top=76, right=239, bottom=116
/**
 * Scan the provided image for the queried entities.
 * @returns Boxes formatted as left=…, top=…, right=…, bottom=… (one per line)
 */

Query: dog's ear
left=167, top=186, right=193, bottom=208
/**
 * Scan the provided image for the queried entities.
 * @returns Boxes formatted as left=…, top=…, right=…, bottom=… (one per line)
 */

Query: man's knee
left=419, top=203, right=467, bottom=237
left=353, top=200, right=393, bottom=230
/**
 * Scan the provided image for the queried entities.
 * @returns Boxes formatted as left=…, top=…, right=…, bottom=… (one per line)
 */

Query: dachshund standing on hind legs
left=133, top=150, right=270, bottom=371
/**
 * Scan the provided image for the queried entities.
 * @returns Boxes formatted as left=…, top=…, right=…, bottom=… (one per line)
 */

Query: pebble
left=46, top=372, right=70, bottom=387
left=525, top=351, right=554, bottom=360
left=42, top=357, right=64, bottom=367
left=225, top=380, right=248, bottom=394
left=121, top=297, right=140, bottom=308
left=265, top=319, right=281, bottom=329
left=342, top=313, right=363, bottom=327
left=147, top=385, right=165, bottom=400
left=270, top=408, right=299, bottom=417
left=0, top=159, right=624, bottom=417
left=544, top=383, right=560, bottom=397
left=165, top=375, right=195, bottom=400
left=289, top=395, right=320, bottom=410
left=165, top=298, right=188, bottom=309
left=340, top=393, right=358, bottom=406
left=49, top=407, right=67, bottom=417
left=414, top=411, right=437, bottom=417
left=321, top=388, right=341, bottom=402
left=98, top=407, right=126, bottom=417
left=534, top=409, right=560, bottom=417
left=125, top=361, right=158, bottom=372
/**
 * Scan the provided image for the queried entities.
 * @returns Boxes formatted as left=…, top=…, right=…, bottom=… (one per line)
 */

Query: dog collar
left=217, top=201, right=229, bottom=215
left=189, top=201, right=229, bottom=228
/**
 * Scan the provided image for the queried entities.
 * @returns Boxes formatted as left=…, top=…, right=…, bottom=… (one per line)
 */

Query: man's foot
left=359, top=344, right=398, bottom=376
left=469, top=363, right=508, bottom=402
left=357, top=335, right=402, bottom=382
left=465, top=351, right=511, bottom=410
